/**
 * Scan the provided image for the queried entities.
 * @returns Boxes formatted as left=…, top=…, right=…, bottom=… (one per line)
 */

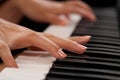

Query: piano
left=1, top=0, right=120, bottom=80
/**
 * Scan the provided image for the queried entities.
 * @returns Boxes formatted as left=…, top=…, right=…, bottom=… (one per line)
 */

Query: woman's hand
left=0, top=18, right=90, bottom=68
left=12, top=0, right=96, bottom=25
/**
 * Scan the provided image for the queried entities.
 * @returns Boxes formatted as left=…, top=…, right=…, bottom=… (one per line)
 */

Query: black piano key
left=64, top=49, right=120, bottom=59
left=94, top=8, right=117, bottom=14
left=85, top=50, right=120, bottom=58
left=67, top=55, right=120, bottom=64
left=85, top=44, right=120, bottom=50
left=89, top=39, right=120, bottom=46
left=79, top=20, right=118, bottom=26
left=55, top=59, right=120, bottom=71
left=51, top=67, right=120, bottom=78
left=91, top=36, right=120, bottom=42
left=87, top=47, right=120, bottom=53
left=79, top=24, right=118, bottom=31
left=45, top=6, right=120, bottom=80
left=53, top=66, right=120, bottom=76
left=48, top=69, right=120, bottom=80
left=57, top=58, right=120, bottom=67
left=46, top=73, right=109, bottom=80
left=53, top=63, right=118, bottom=72
left=73, top=30, right=119, bottom=38
left=46, top=77, right=78, bottom=80
left=96, top=16, right=117, bottom=20
left=67, top=56, right=120, bottom=64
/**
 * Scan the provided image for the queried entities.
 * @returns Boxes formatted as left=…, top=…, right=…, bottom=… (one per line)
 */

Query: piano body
left=1, top=0, right=120, bottom=80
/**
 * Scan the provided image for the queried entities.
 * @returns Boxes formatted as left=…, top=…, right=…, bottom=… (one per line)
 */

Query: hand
left=0, top=18, right=90, bottom=68
left=12, top=0, right=96, bottom=25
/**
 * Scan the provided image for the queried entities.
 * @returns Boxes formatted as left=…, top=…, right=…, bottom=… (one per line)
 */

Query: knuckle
left=50, top=46, right=60, bottom=52
left=0, top=41, right=7, bottom=48
left=26, top=31, right=37, bottom=38
left=44, top=33, right=55, bottom=38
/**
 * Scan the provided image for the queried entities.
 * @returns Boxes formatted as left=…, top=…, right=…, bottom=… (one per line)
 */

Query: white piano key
left=44, top=14, right=82, bottom=38
left=18, top=63, right=51, bottom=71
left=0, top=68, right=47, bottom=80
left=16, top=55, right=55, bottom=64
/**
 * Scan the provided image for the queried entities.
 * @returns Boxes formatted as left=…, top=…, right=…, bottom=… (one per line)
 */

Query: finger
left=68, top=36, right=91, bottom=44
left=30, top=32, right=67, bottom=58
left=62, top=2, right=96, bottom=21
left=0, top=40, right=18, bottom=68
left=29, top=36, right=91, bottom=51
left=73, top=1, right=96, bottom=21
left=68, top=1, right=93, bottom=12
left=73, top=7, right=96, bottom=21
left=43, top=33, right=87, bottom=54
left=8, top=30, right=66, bottom=58
left=47, top=13, right=69, bottom=25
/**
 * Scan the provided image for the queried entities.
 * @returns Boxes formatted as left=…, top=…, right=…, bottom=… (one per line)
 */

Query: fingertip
left=84, top=35, right=91, bottom=40
left=80, top=47, right=87, bottom=54
left=81, top=45, right=87, bottom=53
left=89, top=14, right=97, bottom=22
left=59, top=19, right=69, bottom=26
left=77, top=35, right=91, bottom=44
left=76, top=44, right=87, bottom=54
left=79, top=9, right=96, bottom=22
left=58, top=49, right=67, bottom=58
left=6, top=63, right=18, bottom=68
left=56, top=16, right=70, bottom=26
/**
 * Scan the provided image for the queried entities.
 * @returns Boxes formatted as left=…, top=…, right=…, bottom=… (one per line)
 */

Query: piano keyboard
left=1, top=5, right=120, bottom=80
left=45, top=7, right=120, bottom=80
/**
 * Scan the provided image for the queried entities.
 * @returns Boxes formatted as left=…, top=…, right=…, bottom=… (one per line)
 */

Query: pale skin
left=0, top=0, right=94, bottom=68
left=0, top=18, right=90, bottom=68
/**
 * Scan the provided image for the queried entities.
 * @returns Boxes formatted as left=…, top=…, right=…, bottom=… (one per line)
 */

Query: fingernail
left=58, top=49, right=67, bottom=57
left=87, top=36, right=91, bottom=39
left=76, top=44, right=87, bottom=54
left=84, top=36, right=91, bottom=39
left=90, top=14, right=97, bottom=21
left=83, top=36, right=91, bottom=43
left=80, top=45, right=87, bottom=50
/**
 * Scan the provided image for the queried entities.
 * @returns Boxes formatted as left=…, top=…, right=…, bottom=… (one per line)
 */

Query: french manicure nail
left=86, top=36, right=91, bottom=39
left=58, top=49, right=67, bottom=57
